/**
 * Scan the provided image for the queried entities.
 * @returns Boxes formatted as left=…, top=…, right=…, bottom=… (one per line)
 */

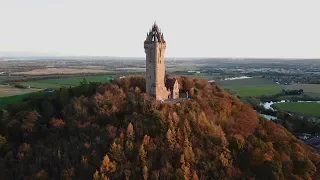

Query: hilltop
left=0, top=76, right=319, bottom=179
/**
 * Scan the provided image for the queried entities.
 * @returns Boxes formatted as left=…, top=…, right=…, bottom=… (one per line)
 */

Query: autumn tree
left=138, top=144, right=146, bottom=164
left=109, top=141, right=126, bottom=163
left=166, top=129, right=176, bottom=150
left=93, top=170, right=110, bottom=180
left=21, top=110, right=40, bottom=134
left=100, top=154, right=117, bottom=175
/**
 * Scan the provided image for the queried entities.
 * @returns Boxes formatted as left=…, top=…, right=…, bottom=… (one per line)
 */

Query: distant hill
left=0, top=76, right=319, bottom=179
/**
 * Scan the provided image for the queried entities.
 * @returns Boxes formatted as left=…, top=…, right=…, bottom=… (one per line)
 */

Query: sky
left=0, top=0, right=319, bottom=58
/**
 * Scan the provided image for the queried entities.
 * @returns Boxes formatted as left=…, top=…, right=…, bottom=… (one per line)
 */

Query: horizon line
left=0, top=56, right=319, bottom=60
left=0, top=54, right=319, bottom=60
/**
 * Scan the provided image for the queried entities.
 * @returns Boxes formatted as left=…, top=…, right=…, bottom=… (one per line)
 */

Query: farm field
left=115, top=67, right=145, bottom=72
left=305, top=92, right=320, bottom=98
left=275, top=92, right=320, bottom=101
left=216, top=78, right=281, bottom=97
left=0, top=76, right=25, bottom=82
left=284, top=83, right=320, bottom=92
left=0, top=94, right=29, bottom=109
left=12, top=68, right=108, bottom=75
left=216, top=77, right=276, bottom=86
left=273, top=102, right=320, bottom=117
left=284, top=83, right=320, bottom=95
left=0, top=91, right=46, bottom=109
left=0, top=85, right=40, bottom=97
left=222, top=85, right=281, bottom=97
left=20, top=75, right=113, bottom=89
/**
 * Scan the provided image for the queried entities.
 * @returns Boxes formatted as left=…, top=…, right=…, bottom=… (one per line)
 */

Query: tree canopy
left=0, top=75, right=319, bottom=179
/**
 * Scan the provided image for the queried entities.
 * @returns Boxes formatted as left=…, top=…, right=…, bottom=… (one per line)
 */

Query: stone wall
left=172, top=82, right=179, bottom=99
left=145, top=42, right=169, bottom=100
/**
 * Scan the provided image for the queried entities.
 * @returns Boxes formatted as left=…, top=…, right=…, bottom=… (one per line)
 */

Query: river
left=224, top=76, right=252, bottom=81
left=259, top=100, right=320, bottom=121
left=260, top=114, right=278, bottom=120
left=260, top=100, right=320, bottom=111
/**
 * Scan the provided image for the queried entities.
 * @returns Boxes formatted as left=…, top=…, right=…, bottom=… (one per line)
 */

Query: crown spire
left=145, top=21, right=165, bottom=43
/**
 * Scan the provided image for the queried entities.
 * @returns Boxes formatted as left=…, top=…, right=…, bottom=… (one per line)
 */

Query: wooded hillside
left=0, top=76, right=319, bottom=179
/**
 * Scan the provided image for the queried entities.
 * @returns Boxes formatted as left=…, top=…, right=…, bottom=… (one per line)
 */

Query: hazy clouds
left=0, top=0, right=319, bottom=58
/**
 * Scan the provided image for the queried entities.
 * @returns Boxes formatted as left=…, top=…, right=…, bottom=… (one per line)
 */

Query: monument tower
left=144, top=22, right=179, bottom=100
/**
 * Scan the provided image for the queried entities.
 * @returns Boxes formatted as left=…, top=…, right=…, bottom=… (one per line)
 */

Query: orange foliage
left=50, top=118, right=66, bottom=129
left=263, top=121, right=288, bottom=141
left=143, top=135, right=150, bottom=146
left=263, top=153, right=273, bottom=161
left=229, top=104, right=259, bottom=138
left=291, top=143, right=305, bottom=154
left=100, top=154, right=117, bottom=174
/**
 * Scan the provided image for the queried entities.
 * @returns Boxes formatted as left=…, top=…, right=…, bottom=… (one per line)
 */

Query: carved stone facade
left=144, top=22, right=179, bottom=100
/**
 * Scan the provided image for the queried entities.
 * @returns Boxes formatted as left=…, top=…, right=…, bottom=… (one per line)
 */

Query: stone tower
left=144, top=22, right=170, bottom=100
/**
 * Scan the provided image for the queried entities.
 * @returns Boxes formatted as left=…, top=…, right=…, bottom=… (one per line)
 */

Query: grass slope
left=274, top=102, right=320, bottom=117
left=217, top=78, right=281, bottom=97
left=0, top=91, right=45, bottom=109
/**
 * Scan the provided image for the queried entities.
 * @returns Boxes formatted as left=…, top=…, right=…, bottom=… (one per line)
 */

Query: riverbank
left=260, top=100, right=320, bottom=117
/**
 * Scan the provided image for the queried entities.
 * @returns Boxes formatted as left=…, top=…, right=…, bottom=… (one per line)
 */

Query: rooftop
left=305, top=136, right=320, bottom=146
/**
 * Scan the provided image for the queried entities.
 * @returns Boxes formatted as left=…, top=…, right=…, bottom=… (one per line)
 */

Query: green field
left=222, top=85, right=281, bottom=97
left=216, top=78, right=281, bottom=97
left=284, top=83, right=320, bottom=93
left=0, top=85, right=42, bottom=109
left=0, top=94, right=29, bottom=109
left=0, top=85, right=41, bottom=97
left=273, top=102, right=320, bottom=117
left=0, top=91, right=47, bottom=109
left=304, top=92, right=320, bottom=98
left=0, top=76, right=25, bottom=82
left=20, top=75, right=113, bottom=89
left=284, top=84, right=320, bottom=98
left=0, top=75, right=114, bottom=109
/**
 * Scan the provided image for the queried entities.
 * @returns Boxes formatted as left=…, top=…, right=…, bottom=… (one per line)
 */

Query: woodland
left=0, top=76, right=319, bottom=180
